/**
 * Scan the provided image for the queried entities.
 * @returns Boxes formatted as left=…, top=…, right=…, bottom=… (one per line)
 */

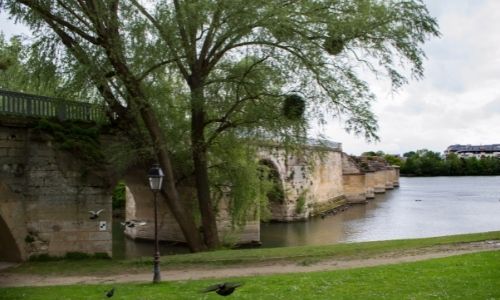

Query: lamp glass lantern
left=148, top=164, right=164, bottom=192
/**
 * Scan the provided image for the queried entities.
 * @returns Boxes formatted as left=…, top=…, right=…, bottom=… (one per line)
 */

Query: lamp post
left=148, top=163, right=164, bottom=283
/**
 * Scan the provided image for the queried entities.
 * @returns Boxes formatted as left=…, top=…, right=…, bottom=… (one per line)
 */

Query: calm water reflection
left=113, top=176, right=500, bottom=258
left=261, top=176, right=500, bottom=247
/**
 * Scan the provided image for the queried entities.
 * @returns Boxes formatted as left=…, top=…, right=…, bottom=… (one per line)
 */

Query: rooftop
left=445, top=144, right=500, bottom=153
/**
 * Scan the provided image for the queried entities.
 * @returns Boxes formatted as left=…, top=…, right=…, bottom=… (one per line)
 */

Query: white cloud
left=0, top=11, right=30, bottom=38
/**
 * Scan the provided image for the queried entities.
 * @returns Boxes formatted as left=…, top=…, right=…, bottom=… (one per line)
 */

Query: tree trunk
left=189, top=76, right=220, bottom=249
left=140, top=103, right=206, bottom=252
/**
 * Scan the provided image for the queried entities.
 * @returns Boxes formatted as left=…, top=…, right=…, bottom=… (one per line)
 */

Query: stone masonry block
left=28, top=147, right=54, bottom=157
left=88, top=231, right=111, bottom=241
left=51, top=231, right=78, bottom=242
left=86, top=241, right=111, bottom=253
left=0, top=148, right=9, bottom=156
left=7, top=147, right=26, bottom=157
left=0, top=139, right=26, bottom=148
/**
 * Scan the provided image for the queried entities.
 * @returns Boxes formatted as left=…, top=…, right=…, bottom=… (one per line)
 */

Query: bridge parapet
left=0, top=89, right=106, bottom=122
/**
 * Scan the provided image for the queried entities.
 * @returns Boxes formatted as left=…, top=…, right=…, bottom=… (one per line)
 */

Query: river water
left=261, top=176, right=500, bottom=247
left=113, top=176, right=500, bottom=258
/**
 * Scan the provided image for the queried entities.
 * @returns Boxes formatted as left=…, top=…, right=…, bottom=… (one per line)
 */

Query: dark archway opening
left=0, top=215, right=22, bottom=262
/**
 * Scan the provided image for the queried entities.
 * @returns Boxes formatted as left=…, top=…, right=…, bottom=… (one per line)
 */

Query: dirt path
left=1, top=241, right=499, bottom=288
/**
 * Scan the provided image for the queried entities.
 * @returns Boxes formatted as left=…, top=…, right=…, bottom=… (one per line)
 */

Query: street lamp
left=148, top=163, right=164, bottom=283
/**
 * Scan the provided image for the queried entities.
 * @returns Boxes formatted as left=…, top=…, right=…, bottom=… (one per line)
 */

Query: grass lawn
left=1, top=250, right=499, bottom=299
left=6, top=231, right=500, bottom=276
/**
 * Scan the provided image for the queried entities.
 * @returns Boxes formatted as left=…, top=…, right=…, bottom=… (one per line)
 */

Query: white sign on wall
left=99, top=221, right=107, bottom=231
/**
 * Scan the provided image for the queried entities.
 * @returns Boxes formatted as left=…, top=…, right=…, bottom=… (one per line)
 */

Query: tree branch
left=173, top=0, right=196, bottom=65
left=138, top=58, right=183, bottom=81
left=130, top=0, right=190, bottom=79
left=18, top=0, right=100, bottom=45
left=199, top=1, right=224, bottom=64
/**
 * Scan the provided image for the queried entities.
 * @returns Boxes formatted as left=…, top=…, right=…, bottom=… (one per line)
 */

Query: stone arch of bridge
left=0, top=216, right=22, bottom=262
left=120, top=166, right=188, bottom=244
left=0, top=183, right=27, bottom=262
left=258, top=158, right=286, bottom=220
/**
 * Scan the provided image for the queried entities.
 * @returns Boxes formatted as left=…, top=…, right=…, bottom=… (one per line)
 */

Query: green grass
left=5, top=231, right=500, bottom=276
left=1, top=250, right=499, bottom=299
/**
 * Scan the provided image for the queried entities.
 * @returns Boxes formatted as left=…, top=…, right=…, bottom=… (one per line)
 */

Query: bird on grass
left=202, top=282, right=243, bottom=296
left=120, top=220, right=147, bottom=228
left=88, top=209, right=104, bottom=220
left=105, top=287, right=115, bottom=298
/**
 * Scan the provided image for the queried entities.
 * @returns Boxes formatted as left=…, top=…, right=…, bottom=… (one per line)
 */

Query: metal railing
left=0, top=89, right=107, bottom=122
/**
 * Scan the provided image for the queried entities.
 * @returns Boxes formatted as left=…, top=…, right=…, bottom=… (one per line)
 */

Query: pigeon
left=202, top=282, right=243, bottom=296
left=120, top=220, right=147, bottom=228
left=88, top=209, right=104, bottom=220
left=105, top=287, right=115, bottom=298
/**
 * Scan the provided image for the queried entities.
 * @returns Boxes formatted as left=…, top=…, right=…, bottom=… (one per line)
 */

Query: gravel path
left=1, top=240, right=499, bottom=288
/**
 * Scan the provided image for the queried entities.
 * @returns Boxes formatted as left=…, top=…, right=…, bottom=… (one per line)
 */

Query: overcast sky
left=1, top=1, right=499, bottom=155
left=317, top=0, right=500, bottom=155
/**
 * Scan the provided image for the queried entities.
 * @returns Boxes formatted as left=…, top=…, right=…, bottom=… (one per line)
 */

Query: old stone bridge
left=0, top=90, right=399, bottom=261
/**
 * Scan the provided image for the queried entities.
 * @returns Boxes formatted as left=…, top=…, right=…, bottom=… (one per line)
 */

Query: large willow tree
left=1, top=0, right=439, bottom=251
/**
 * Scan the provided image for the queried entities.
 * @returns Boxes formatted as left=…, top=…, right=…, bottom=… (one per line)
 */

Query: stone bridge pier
left=341, top=154, right=399, bottom=203
left=256, top=141, right=346, bottom=221
left=0, top=120, right=113, bottom=261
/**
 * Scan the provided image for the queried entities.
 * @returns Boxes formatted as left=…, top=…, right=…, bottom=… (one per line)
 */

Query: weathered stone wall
left=341, top=154, right=367, bottom=203
left=308, top=150, right=345, bottom=215
left=341, top=154, right=363, bottom=174
left=372, top=170, right=387, bottom=193
left=340, top=154, right=401, bottom=201
left=0, top=122, right=112, bottom=260
left=392, top=167, right=400, bottom=187
left=342, top=174, right=366, bottom=203
left=384, top=169, right=394, bottom=190
left=364, top=172, right=375, bottom=199
left=257, top=145, right=345, bottom=221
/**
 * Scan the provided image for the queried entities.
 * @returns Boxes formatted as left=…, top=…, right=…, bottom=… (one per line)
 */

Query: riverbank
left=1, top=231, right=499, bottom=281
left=1, top=239, right=499, bottom=287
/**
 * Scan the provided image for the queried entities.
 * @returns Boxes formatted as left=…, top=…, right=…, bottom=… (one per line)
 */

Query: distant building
left=444, top=144, right=500, bottom=158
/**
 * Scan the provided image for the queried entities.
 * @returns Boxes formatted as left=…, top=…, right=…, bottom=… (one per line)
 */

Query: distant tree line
left=362, top=150, right=500, bottom=176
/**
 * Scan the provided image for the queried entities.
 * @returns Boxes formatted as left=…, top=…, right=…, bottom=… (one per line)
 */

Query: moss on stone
left=310, top=195, right=346, bottom=216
